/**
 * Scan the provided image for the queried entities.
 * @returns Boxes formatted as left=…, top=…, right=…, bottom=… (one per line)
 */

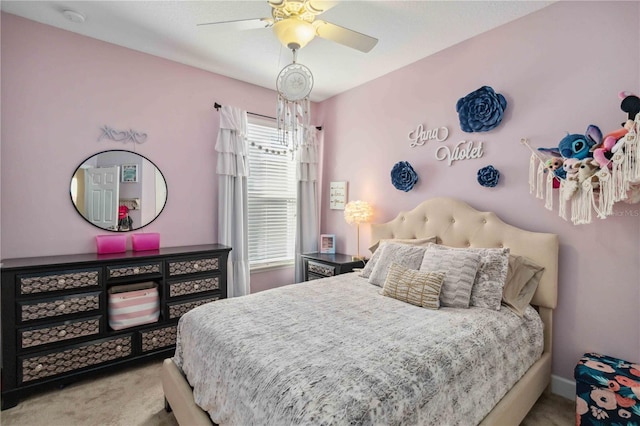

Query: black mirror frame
left=70, top=149, right=168, bottom=232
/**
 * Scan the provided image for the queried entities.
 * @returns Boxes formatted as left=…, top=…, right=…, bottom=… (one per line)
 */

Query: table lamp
left=344, top=200, right=373, bottom=261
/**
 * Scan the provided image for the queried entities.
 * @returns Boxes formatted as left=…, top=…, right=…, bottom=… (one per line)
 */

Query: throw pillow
left=367, top=243, right=428, bottom=287
left=368, top=236, right=438, bottom=254
left=502, top=255, right=545, bottom=317
left=427, top=244, right=510, bottom=310
left=382, top=262, right=445, bottom=309
left=419, top=246, right=481, bottom=308
left=361, top=238, right=435, bottom=279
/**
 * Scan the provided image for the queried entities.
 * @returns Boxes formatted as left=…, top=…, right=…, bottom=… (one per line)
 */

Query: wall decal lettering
left=435, top=141, right=484, bottom=166
left=408, top=124, right=449, bottom=147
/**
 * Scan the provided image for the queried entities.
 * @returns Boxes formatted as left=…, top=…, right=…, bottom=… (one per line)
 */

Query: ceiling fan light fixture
left=273, top=18, right=316, bottom=50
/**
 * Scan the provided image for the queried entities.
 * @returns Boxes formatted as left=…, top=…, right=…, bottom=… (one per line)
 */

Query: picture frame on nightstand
left=320, top=234, right=336, bottom=254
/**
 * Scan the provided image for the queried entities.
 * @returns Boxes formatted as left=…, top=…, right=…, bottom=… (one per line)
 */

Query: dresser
left=301, top=252, right=366, bottom=281
left=0, top=244, right=231, bottom=410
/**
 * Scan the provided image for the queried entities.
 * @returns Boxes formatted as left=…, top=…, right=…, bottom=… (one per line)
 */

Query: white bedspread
left=174, top=272, right=543, bottom=425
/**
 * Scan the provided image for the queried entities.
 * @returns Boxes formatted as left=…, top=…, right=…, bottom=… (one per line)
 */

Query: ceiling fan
left=198, top=0, right=378, bottom=53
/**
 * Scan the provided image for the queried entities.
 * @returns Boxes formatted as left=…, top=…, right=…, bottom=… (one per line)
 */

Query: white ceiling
left=1, top=1, right=554, bottom=102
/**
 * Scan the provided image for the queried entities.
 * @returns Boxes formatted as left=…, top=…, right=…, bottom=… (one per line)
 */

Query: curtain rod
left=214, top=102, right=322, bottom=131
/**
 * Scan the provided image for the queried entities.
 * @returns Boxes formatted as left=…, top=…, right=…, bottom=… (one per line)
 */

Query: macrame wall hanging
left=522, top=112, right=640, bottom=225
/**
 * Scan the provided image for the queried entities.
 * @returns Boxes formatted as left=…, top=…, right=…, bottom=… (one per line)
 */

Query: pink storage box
left=131, top=233, right=160, bottom=251
left=96, top=235, right=127, bottom=254
left=108, top=282, right=160, bottom=330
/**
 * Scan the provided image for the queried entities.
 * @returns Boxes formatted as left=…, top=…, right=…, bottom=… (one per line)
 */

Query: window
left=246, top=118, right=297, bottom=268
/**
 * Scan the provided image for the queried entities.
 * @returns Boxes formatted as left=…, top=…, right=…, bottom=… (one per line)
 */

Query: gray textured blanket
left=174, top=273, right=543, bottom=425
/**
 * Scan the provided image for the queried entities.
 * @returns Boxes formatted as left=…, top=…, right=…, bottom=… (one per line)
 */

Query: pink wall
left=318, top=1, right=640, bottom=381
left=1, top=3, right=639, bottom=383
left=0, top=13, right=296, bottom=289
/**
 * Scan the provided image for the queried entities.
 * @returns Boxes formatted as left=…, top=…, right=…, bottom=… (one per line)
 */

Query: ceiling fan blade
left=197, top=18, right=273, bottom=31
left=313, top=20, right=378, bottom=53
left=307, top=1, right=339, bottom=14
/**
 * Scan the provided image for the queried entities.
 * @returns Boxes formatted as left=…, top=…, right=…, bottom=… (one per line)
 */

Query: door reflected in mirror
left=70, top=150, right=167, bottom=232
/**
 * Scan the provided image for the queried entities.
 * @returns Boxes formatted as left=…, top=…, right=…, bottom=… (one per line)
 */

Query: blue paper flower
left=391, top=161, right=418, bottom=192
left=456, top=86, right=507, bottom=133
left=477, top=165, right=500, bottom=187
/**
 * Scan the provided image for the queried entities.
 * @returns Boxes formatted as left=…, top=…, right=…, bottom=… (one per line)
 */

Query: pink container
left=96, top=235, right=127, bottom=254
left=131, top=233, right=160, bottom=251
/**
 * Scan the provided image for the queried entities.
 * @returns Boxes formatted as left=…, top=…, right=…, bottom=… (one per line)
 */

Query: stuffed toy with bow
left=592, top=92, right=640, bottom=168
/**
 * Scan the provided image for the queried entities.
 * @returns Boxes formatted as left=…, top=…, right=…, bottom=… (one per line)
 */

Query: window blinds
left=247, top=120, right=297, bottom=266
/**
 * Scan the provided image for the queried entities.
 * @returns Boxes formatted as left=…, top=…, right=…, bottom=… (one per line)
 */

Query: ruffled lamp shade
left=344, top=200, right=373, bottom=261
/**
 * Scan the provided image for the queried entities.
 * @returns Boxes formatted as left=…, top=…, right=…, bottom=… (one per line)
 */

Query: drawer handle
left=152, top=337, right=158, bottom=343
left=35, top=364, right=43, bottom=372
left=116, top=345, right=122, bottom=352
left=58, top=278, right=66, bottom=285
left=193, top=284, right=200, bottom=290
left=58, top=304, right=66, bottom=311
left=58, top=330, right=67, bottom=337
left=133, top=268, right=140, bottom=274
left=193, top=263, right=200, bottom=269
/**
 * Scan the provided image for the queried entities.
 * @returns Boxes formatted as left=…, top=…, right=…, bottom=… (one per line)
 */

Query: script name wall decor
left=408, top=122, right=485, bottom=166
left=408, top=123, right=449, bottom=147
left=436, top=141, right=484, bottom=166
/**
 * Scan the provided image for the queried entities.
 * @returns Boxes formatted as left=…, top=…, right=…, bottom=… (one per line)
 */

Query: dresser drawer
left=18, top=269, right=100, bottom=295
left=20, top=291, right=101, bottom=323
left=19, top=335, right=132, bottom=384
left=307, top=261, right=335, bottom=277
left=169, top=276, right=219, bottom=298
left=140, top=325, right=177, bottom=352
left=168, top=257, right=219, bottom=276
left=167, top=296, right=219, bottom=319
left=19, top=316, right=102, bottom=350
left=107, top=262, right=162, bottom=279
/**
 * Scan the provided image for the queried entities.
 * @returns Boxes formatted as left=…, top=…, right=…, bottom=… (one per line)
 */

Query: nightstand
left=301, top=253, right=367, bottom=281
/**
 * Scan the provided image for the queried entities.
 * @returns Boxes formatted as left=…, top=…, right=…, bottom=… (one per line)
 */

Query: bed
left=162, top=197, right=559, bottom=425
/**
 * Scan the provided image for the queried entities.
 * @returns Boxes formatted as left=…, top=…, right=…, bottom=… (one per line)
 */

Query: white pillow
left=367, top=243, right=428, bottom=287
left=419, top=245, right=481, bottom=308
left=427, top=244, right=510, bottom=310
left=361, top=237, right=436, bottom=278
left=368, top=236, right=437, bottom=254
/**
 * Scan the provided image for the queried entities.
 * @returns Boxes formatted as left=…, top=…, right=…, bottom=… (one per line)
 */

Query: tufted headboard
left=371, top=198, right=559, bottom=352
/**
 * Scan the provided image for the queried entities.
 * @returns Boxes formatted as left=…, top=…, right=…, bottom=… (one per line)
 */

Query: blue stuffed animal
left=539, top=125, right=602, bottom=160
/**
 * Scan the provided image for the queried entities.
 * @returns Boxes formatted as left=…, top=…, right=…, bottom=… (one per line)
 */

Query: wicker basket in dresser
left=1, top=244, right=231, bottom=409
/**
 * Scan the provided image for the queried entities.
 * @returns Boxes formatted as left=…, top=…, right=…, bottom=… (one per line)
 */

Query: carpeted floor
left=1, top=359, right=575, bottom=425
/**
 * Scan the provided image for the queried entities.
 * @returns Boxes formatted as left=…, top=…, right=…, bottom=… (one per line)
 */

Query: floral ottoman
left=575, top=353, right=640, bottom=425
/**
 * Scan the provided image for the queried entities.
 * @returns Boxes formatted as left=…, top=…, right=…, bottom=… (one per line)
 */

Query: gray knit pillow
left=419, top=246, right=481, bottom=308
left=427, top=245, right=510, bottom=310
left=361, top=240, right=433, bottom=279
left=367, top=243, right=428, bottom=287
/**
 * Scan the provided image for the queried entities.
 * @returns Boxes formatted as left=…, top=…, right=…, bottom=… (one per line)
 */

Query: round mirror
left=70, top=150, right=168, bottom=232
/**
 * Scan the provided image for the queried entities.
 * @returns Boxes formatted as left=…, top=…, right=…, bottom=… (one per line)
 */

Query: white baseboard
left=551, top=374, right=575, bottom=400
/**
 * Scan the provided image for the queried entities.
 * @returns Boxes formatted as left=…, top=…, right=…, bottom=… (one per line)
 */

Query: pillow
left=419, top=246, right=481, bottom=308
left=427, top=244, right=510, bottom=310
left=502, top=255, right=545, bottom=317
left=367, top=243, right=428, bottom=287
left=368, top=236, right=437, bottom=254
left=382, top=262, right=445, bottom=309
left=360, top=237, right=436, bottom=279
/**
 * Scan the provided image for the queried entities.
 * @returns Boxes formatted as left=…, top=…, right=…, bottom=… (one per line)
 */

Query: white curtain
left=295, top=126, right=321, bottom=283
left=215, top=105, right=250, bottom=297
